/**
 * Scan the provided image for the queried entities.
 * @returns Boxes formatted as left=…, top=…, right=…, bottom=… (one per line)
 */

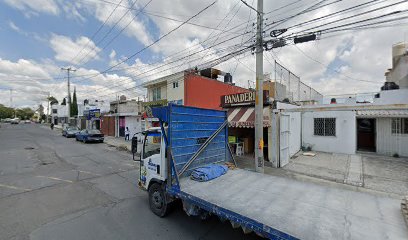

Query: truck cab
left=139, top=127, right=167, bottom=191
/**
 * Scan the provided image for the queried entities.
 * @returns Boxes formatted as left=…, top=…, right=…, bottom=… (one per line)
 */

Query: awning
left=356, top=109, right=408, bottom=117
left=227, top=107, right=270, bottom=128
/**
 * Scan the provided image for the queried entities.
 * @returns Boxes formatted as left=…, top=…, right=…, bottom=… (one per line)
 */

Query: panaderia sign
left=221, top=90, right=269, bottom=107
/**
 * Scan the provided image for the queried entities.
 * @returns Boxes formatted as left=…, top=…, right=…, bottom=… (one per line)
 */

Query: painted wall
left=376, top=118, right=408, bottom=157
left=184, top=74, right=249, bottom=110
left=125, top=116, right=142, bottom=139
left=166, top=72, right=184, bottom=103
left=302, top=111, right=356, bottom=154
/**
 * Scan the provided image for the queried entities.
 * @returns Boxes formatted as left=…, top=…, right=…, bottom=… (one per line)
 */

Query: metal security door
left=280, top=114, right=290, bottom=167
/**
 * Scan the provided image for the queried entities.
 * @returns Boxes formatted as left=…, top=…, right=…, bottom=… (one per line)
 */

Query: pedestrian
left=125, top=127, right=130, bottom=141
left=50, top=123, right=54, bottom=130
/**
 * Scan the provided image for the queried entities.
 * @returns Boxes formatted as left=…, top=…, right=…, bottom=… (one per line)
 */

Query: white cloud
left=0, top=58, right=52, bottom=79
left=49, top=34, right=102, bottom=65
left=82, top=0, right=153, bottom=47
left=0, top=57, right=142, bottom=109
left=4, top=0, right=59, bottom=16
left=62, top=2, right=86, bottom=22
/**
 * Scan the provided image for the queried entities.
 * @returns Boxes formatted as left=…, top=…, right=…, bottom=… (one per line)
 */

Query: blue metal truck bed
left=179, top=169, right=408, bottom=240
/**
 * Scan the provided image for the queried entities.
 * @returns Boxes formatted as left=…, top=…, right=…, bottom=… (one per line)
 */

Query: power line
left=286, top=0, right=408, bottom=36
left=294, top=45, right=380, bottom=83
left=286, top=0, right=386, bottom=30
left=99, top=0, right=153, bottom=52
left=77, top=0, right=141, bottom=66
left=70, top=1, right=220, bottom=85
left=69, top=0, right=125, bottom=64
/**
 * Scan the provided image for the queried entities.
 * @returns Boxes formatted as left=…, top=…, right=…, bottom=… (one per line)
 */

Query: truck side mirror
left=131, top=136, right=138, bottom=153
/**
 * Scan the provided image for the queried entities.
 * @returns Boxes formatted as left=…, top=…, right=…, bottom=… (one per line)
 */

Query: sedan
left=62, top=126, right=80, bottom=138
left=75, top=129, right=104, bottom=143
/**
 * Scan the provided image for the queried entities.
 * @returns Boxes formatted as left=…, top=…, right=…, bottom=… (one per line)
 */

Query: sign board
left=221, top=90, right=269, bottom=107
left=84, top=109, right=101, bottom=120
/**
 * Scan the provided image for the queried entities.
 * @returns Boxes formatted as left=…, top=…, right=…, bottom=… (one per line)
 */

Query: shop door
left=280, top=114, right=290, bottom=167
left=357, top=118, right=376, bottom=152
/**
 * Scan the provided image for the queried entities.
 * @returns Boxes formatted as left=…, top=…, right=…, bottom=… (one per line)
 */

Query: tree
left=71, top=87, right=78, bottom=116
left=47, top=96, right=58, bottom=105
left=0, top=104, right=14, bottom=119
left=15, top=108, right=34, bottom=120
left=61, top=98, right=66, bottom=105
left=37, top=104, right=44, bottom=115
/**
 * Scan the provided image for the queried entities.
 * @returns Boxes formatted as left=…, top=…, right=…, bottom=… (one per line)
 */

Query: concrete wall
left=302, top=111, right=356, bottom=154
left=389, top=55, right=408, bottom=88
left=118, top=100, right=142, bottom=114
left=377, top=118, right=408, bottom=157
left=374, top=89, right=408, bottom=104
left=288, top=112, right=301, bottom=157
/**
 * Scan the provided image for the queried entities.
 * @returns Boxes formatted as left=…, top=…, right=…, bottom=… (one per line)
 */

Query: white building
left=107, top=98, right=143, bottom=138
left=51, top=104, right=68, bottom=125
left=385, top=42, right=408, bottom=89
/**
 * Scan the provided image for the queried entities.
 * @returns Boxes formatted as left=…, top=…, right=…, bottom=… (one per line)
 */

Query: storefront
left=221, top=91, right=271, bottom=161
left=83, top=108, right=101, bottom=130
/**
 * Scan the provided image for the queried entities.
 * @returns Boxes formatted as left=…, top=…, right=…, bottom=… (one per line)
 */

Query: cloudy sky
left=0, top=0, right=406, bottom=109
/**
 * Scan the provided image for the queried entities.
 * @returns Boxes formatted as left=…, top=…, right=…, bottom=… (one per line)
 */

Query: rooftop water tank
left=224, top=73, right=232, bottom=83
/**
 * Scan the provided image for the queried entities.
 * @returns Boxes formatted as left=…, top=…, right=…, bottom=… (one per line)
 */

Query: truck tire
left=148, top=183, right=169, bottom=217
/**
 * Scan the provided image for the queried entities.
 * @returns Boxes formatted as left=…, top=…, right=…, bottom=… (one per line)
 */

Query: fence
left=273, top=60, right=323, bottom=102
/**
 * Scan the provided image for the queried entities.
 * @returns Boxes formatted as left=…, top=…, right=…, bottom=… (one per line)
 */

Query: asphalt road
left=0, top=124, right=260, bottom=240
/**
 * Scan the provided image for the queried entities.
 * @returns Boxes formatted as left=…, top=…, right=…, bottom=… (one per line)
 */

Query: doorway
left=357, top=118, right=376, bottom=152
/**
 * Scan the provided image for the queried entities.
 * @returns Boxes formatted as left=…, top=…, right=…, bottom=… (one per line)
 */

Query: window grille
left=314, top=118, right=336, bottom=136
left=392, top=118, right=408, bottom=134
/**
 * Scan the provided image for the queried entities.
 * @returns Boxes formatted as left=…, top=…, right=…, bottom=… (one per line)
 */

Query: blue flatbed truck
left=137, top=104, right=408, bottom=240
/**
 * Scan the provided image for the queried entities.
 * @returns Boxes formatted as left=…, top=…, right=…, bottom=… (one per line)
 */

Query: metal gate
left=280, top=114, right=290, bottom=167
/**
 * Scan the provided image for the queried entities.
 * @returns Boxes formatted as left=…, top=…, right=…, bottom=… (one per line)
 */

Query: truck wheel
left=148, top=183, right=169, bottom=217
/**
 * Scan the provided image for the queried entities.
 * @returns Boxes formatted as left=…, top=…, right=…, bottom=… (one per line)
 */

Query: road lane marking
left=36, top=176, right=73, bottom=183
left=75, top=170, right=101, bottom=176
left=0, top=183, right=31, bottom=191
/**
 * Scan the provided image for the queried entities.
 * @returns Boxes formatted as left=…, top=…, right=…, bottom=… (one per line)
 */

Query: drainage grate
left=24, top=147, right=35, bottom=150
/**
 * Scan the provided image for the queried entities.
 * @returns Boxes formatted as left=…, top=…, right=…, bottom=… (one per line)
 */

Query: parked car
left=24, top=120, right=31, bottom=124
left=75, top=129, right=104, bottom=143
left=62, top=126, right=80, bottom=138
left=10, top=118, right=20, bottom=124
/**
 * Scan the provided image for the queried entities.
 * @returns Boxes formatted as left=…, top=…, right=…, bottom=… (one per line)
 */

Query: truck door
left=141, top=131, right=164, bottom=188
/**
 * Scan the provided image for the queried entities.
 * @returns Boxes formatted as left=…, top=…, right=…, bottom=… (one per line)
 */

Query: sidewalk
left=104, top=136, right=132, bottom=152
left=235, top=152, right=408, bottom=198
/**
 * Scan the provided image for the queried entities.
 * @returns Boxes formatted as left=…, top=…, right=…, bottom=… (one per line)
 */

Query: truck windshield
left=143, top=134, right=161, bottom=159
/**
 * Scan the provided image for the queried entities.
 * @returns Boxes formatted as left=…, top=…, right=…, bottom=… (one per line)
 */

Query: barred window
left=314, top=118, right=336, bottom=136
left=392, top=118, right=408, bottom=134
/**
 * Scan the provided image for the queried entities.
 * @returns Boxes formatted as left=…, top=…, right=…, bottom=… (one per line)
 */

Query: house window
left=314, top=118, right=336, bottom=136
left=52, top=109, right=57, bottom=114
left=392, top=118, right=408, bottom=134
left=172, top=81, right=178, bottom=88
left=152, top=87, right=161, bottom=101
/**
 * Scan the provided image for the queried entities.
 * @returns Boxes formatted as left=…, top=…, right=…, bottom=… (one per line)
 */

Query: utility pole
left=254, top=0, right=264, bottom=173
left=47, top=92, right=50, bottom=123
left=61, top=67, right=76, bottom=120
left=9, top=89, right=12, bottom=108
